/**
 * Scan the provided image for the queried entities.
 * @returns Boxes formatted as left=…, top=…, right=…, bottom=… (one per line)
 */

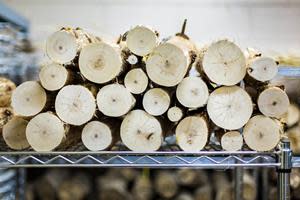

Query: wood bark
left=55, top=85, right=96, bottom=125
left=175, top=115, right=209, bottom=151
left=243, top=115, right=281, bottom=151
left=2, top=116, right=30, bottom=150
left=176, top=76, right=209, bottom=108
left=0, top=107, right=13, bottom=131
left=97, top=83, right=136, bottom=117
left=207, top=86, right=253, bottom=130
left=120, top=109, right=163, bottom=151
left=197, top=39, right=246, bottom=86
left=257, top=86, right=290, bottom=118
left=11, top=81, right=47, bottom=117
left=0, top=77, right=16, bottom=107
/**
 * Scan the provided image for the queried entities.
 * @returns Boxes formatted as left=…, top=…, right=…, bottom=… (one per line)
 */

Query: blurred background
left=1, top=0, right=300, bottom=200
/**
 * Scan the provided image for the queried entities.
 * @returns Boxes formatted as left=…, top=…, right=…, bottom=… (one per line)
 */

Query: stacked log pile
left=2, top=22, right=290, bottom=152
left=25, top=168, right=257, bottom=200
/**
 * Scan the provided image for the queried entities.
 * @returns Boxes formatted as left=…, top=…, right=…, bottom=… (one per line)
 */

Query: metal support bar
left=277, top=139, right=292, bottom=200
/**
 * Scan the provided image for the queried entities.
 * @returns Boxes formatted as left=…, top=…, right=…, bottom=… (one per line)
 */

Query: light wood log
left=0, top=77, right=16, bottom=107
left=81, top=120, right=119, bottom=151
left=243, top=115, right=281, bottom=151
left=207, top=86, right=253, bottom=130
left=55, top=85, right=96, bottom=125
left=176, top=76, right=209, bottom=108
left=46, top=27, right=98, bottom=64
left=257, top=86, right=289, bottom=118
left=213, top=172, right=233, bottom=200
left=287, top=126, right=300, bottom=153
left=120, top=110, right=163, bottom=151
left=97, top=84, right=136, bottom=117
left=26, top=112, right=68, bottom=151
left=98, top=175, right=131, bottom=200
left=132, top=175, right=152, bottom=200
left=199, top=39, right=246, bottom=86
left=167, top=106, right=183, bottom=122
left=126, top=25, right=158, bottom=56
left=124, top=68, right=148, bottom=94
left=2, top=117, right=29, bottom=150
left=175, top=193, right=193, bottom=200
left=243, top=172, right=257, bottom=200
left=194, top=185, right=212, bottom=200
left=177, top=169, right=208, bottom=187
left=221, top=131, right=243, bottom=151
left=154, top=171, right=178, bottom=199
left=39, top=63, right=71, bottom=91
left=143, top=88, right=170, bottom=116
left=79, top=41, right=123, bottom=84
left=0, top=107, right=13, bottom=130
left=58, top=173, right=91, bottom=200
left=145, top=38, right=192, bottom=87
left=175, top=115, right=209, bottom=151
left=11, top=81, right=47, bottom=117
left=282, top=103, right=300, bottom=127
left=247, top=56, right=278, bottom=83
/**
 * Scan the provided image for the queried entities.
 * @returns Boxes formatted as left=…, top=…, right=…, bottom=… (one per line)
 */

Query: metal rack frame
left=0, top=139, right=296, bottom=200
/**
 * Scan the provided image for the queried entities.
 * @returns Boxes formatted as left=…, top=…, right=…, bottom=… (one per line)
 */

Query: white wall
left=3, top=0, right=300, bottom=55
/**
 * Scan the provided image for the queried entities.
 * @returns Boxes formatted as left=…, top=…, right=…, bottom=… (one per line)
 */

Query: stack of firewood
left=2, top=22, right=290, bottom=152
left=25, top=168, right=257, bottom=200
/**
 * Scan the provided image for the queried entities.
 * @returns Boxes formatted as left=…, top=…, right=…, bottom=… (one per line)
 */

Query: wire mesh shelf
left=0, top=151, right=279, bottom=168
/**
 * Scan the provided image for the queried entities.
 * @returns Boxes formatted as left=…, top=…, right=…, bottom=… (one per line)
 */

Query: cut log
left=145, top=41, right=191, bottom=87
left=46, top=27, right=98, bottom=64
left=221, top=131, right=243, bottom=151
left=0, top=107, right=13, bottom=130
left=97, top=84, right=136, bottom=117
left=81, top=120, right=119, bottom=151
left=154, top=171, right=178, bottom=199
left=247, top=56, right=278, bottom=83
left=194, top=185, right=212, bottom=200
left=2, top=117, right=29, bottom=150
left=58, top=173, right=91, bottom=200
left=167, top=106, right=183, bottom=122
left=177, top=169, right=208, bottom=187
left=39, top=63, right=71, bottom=91
left=0, top=77, right=16, bottom=107
left=132, top=175, right=152, bottom=200
left=126, top=54, right=139, bottom=65
left=98, top=175, right=131, bottom=200
left=213, top=172, right=233, bottom=200
left=207, top=86, right=253, bottom=130
left=199, top=39, right=246, bottom=86
left=79, top=42, right=123, bottom=84
left=142, top=88, right=170, bottom=116
left=126, top=25, right=158, bottom=56
left=257, top=86, right=289, bottom=118
left=176, top=76, right=209, bottom=108
left=11, top=81, right=47, bottom=117
left=124, top=68, right=148, bottom=94
left=287, top=126, right=300, bottom=153
left=243, top=172, right=257, bottom=200
left=243, top=115, right=281, bottom=151
left=282, top=103, right=300, bottom=127
left=175, top=193, right=193, bottom=200
left=55, top=85, right=96, bottom=125
left=26, top=112, right=68, bottom=151
left=175, top=115, right=209, bottom=151
left=120, top=110, right=163, bottom=151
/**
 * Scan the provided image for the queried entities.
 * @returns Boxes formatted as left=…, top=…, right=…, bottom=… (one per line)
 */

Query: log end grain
left=221, top=131, right=243, bottom=151
left=143, top=88, right=170, bottom=116
left=124, top=68, right=148, bottom=94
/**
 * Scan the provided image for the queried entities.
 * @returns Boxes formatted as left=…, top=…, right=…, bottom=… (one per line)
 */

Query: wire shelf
left=0, top=151, right=279, bottom=168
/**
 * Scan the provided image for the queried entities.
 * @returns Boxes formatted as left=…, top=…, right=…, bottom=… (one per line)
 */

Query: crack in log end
left=258, top=132, right=263, bottom=139
left=147, top=132, right=154, bottom=140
